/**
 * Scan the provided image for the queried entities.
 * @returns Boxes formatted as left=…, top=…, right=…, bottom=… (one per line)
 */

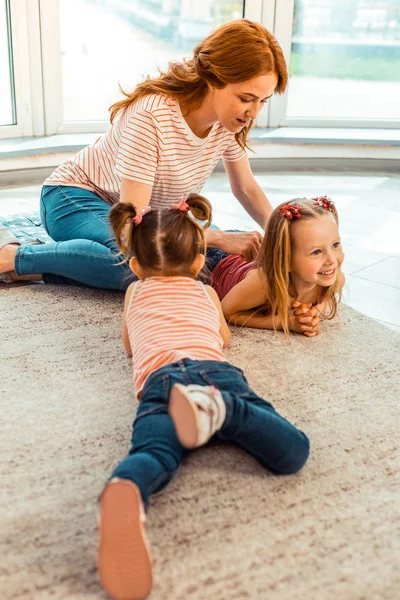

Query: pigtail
left=185, top=193, right=212, bottom=229
left=109, top=202, right=138, bottom=261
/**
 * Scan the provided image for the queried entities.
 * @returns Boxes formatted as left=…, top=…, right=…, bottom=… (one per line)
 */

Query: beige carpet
left=1, top=284, right=399, bottom=600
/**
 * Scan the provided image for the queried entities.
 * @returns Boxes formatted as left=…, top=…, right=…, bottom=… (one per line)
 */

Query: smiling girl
left=211, top=197, right=345, bottom=337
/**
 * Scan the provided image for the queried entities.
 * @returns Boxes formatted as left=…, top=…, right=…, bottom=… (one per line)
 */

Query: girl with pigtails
left=212, top=197, right=346, bottom=337
left=98, top=193, right=310, bottom=600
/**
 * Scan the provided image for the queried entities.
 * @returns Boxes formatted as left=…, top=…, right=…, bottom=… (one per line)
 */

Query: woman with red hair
left=0, top=19, right=288, bottom=290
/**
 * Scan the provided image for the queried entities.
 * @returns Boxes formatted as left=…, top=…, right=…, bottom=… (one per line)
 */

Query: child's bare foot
left=169, top=384, right=226, bottom=449
left=98, top=479, right=152, bottom=600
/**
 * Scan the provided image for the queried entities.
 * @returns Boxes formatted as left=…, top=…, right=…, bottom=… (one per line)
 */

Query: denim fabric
left=15, top=186, right=230, bottom=290
left=204, top=247, right=229, bottom=273
left=111, top=358, right=310, bottom=508
left=14, top=186, right=136, bottom=289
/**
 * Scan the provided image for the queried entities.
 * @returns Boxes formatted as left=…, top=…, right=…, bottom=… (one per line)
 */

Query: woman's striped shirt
left=126, top=276, right=226, bottom=394
left=44, top=94, right=245, bottom=207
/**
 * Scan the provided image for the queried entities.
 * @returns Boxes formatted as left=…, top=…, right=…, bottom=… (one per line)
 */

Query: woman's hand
left=290, top=301, right=321, bottom=337
left=206, top=229, right=262, bottom=262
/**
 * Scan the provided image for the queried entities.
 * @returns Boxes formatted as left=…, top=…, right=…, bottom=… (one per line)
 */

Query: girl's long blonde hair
left=257, top=198, right=343, bottom=336
left=109, top=19, right=288, bottom=151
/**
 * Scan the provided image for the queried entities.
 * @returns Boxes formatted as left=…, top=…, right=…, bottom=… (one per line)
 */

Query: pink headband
left=279, top=204, right=301, bottom=220
left=131, top=206, right=152, bottom=225
left=312, top=196, right=334, bottom=211
left=171, top=199, right=189, bottom=212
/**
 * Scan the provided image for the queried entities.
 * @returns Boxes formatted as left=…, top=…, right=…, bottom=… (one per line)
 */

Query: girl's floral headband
left=312, top=196, right=334, bottom=211
left=278, top=204, right=301, bottom=220
left=279, top=196, right=334, bottom=221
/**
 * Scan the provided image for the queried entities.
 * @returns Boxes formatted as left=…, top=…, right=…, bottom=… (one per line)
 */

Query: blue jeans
left=111, top=359, right=310, bottom=509
left=14, top=185, right=228, bottom=290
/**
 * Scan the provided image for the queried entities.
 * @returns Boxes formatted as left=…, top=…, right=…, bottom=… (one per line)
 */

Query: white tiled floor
left=1, top=171, right=400, bottom=331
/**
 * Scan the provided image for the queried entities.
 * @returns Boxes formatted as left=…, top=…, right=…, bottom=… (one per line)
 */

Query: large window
left=0, top=0, right=15, bottom=127
left=59, top=0, right=243, bottom=124
left=286, top=0, right=400, bottom=124
left=1, top=0, right=400, bottom=139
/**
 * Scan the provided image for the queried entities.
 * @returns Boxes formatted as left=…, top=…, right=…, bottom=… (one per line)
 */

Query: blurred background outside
left=1, top=0, right=400, bottom=129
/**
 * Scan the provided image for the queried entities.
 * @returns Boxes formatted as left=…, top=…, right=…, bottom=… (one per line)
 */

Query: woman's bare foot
left=0, top=244, right=42, bottom=281
left=0, top=244, right=18, bottom=273
left=5, top=272, right=43, bottom=282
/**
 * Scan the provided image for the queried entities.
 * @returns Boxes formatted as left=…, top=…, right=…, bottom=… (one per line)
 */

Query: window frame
left=273, top=0, right=400, bottom=129
left=1, top=0, right=400, bottom=141
left=1, top=0, right=35, bottom=138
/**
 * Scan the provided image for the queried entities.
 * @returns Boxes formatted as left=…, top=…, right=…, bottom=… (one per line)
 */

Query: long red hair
left=109, top=19, right=288, bottom=151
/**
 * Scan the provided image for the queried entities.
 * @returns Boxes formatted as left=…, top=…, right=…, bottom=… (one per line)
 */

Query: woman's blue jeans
left=111, top=359, right=310, bottom=509
left=14, top=185, right=228, bottom=291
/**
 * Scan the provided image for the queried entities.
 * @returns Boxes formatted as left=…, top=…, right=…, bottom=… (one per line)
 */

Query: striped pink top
left=44, top=94, right=245, bottom=207
left=211, top=254, right=255, bottom=300
left=126, top=276, right=226, bottom=394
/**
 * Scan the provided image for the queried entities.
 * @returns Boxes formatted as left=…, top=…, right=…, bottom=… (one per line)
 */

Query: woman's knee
left=39, top=185, right=111, bottom=244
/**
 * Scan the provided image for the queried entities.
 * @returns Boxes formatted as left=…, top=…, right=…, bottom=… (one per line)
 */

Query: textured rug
left=1, top=284, right=399, bottom=600
left=0, top=212, right=52, bottom=245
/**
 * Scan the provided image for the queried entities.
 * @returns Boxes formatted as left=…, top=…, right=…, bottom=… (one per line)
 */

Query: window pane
left=0, top=0, right=16, bottom=127
left=287, top=0, right=400, bottom=121
left=60, top=0, right=244, bottom=123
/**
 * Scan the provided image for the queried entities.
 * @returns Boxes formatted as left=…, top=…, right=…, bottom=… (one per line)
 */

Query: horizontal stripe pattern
left=44, top=94, right=245, bottom=208
left=126, top=277, right=225, bottom=393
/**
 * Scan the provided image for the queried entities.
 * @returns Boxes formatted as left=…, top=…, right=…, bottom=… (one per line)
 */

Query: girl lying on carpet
left=211, top=197, right=345, bottom=337
left=98, top=193, right=309, bottom=600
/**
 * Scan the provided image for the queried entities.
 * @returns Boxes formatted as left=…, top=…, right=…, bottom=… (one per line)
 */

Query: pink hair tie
left=279, top=204, right=301, bottom=220
left=132, top=206, right=152, bottom=225
left=313, top=196, right=334, bottom=211
left=171, top=199, right=189, bottom=212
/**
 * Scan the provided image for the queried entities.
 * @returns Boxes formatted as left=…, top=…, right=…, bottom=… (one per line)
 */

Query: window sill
left=0, top=128, right=399, bottom=160
left=0, top=128, right=399, bottom=188
left=0, top=133, right=100, bottom=160
left=251, top=127, right=400, bottom=146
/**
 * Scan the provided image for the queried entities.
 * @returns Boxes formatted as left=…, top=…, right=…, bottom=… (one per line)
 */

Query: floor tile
left=340, top=215, right=400, bottom=256
left=362, top=177, right=400, bottom=211
left=341, top=243, right=389, bottom=276
left=360, top=216, right=400, bottom=256
left=339, top=198, right=397, bottom=228
left=0, top=185, right=41, bottom=215
left=253, top=174, right=387, bottom=194
left=352, top=257, right=400, bottom=289
left=378, top=321, right=400, bottom=333
left=343, top=275, right=400, bottom=327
